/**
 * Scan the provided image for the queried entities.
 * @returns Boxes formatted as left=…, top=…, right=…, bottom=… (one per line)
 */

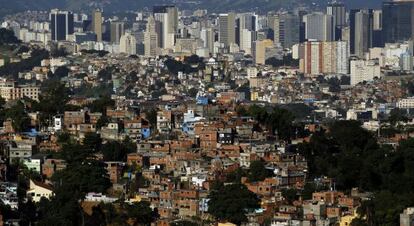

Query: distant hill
left=0, top=0, right=384, bottom=17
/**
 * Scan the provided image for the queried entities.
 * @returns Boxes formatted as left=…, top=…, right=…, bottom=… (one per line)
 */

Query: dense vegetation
left=208, top=183, right=260, bottom=225
left=0, top=0, right=381, bottom=18
left=0, top=28, right=20, bottom=45
left=265, top=55, right=299, bottom=68
left=237, top=104, right=296, bottom=140
left=296, top=121, right=414, bottom=225
left=0, top=48, right=49, bottom=79
left=164, top=55, right=205, bottom=75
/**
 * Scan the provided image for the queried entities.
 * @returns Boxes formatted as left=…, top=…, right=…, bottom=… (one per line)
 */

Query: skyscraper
left=372, top=10, right=383, bottom=47
left=200, top=27, right=215, bottom=54
left=236, top=13, right=257, bottom=46
left=350, top=9, right=374, bottom=56
left=110, top=21, right=125, bottom=44
left=153, top=5, right=178, bottom=49
left=327, top=2, right=346, bottom=40
left=219, top=13, right=236, bottom=47
left=303, top=13, right=335, bottom=41
left=272, top=12, right=300, bottom=48
left=50, top=9, right=74, bottom=41
left=119, top=33, right=137, bottom=55
left=382, top=0, right=414, bottom=44
left=92, top=10, right=103, bottom=42
left=239, top=28, right=255, bottom=54
left=144, top=16, right=159, bottom=57
left=327, top=2, right=346, bottom=27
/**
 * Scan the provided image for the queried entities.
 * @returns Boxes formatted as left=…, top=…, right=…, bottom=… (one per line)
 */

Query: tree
left=5, top=101, right=30, bottom=132
left=0, top=48, right=49, bottom=79
left=50, top=46, right=68, bottom=58
left=80, top=49, right=109, bottom=57
left=96, top=115, right=109, bottom=129
left=97, top=67, right=113, bottom=81
left=52, top=66, right=70, bottom=79
left=0, top=28, right=20, bottom=45
left=282, top=188, right=297, bottom=204
left=296, top=121, right=414, bottom=225
left=265, top=54, right=299, bottom=67
left=143, top=108, right=157, bottom=129
left=388, top=108, right=408, bottom=125
left=248, top=160, right=272, bottom=182
left=187, top=88, right=198, bottom=98
left=36, top=81, right=70, bottom=121
left=82, top=132, right=102, bottom=153
left=208, top=183, right=260, bottom=225
left=87, top=96, right=115, bottom=114
left=126, top=201, right=159, bottom=225
left=102, top=140, right=134, bottom=162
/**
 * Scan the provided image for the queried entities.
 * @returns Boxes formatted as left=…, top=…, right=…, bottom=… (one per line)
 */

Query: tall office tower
left=267, top=14, right=277, bottom=40
left=50, top=9, right=74, bottom=41
left=352, top=10, right=373, bottom=57
left=119, top=33, right=137, bottom=55
left=240, top=28, right=255, bottom=54
left=372, top=10, right=383, bottom=47
left=272, top=12, right=300, bottom=49
left=110, top=21, right=125, bottom=44
left=236, top=13, right=258, bottom=46
left=144, top=16, right=159, bottom=57
left=298, top=10, right=308, bottom=43
left=200, top=27, right=214, bottom=54
left=219, top=13, right=236, bottom=47
left=153, top=5, right=178, bottom=49
left=83, top=20, right=92, bottom=32
left=254, top=39, right=274, bottom=65
left=303, top=13, right=335, bottom=41
left=238, top=13, right=257, bottom=31
left=382, top=0, right=414, bottom=44
left=327, top=1, right=346, bottom=40
left=92, top=10, right=102, bottom=42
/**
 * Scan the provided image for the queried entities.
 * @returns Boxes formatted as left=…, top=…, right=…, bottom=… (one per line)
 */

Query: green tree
left=126, top=201, right=159, bottom=225
left=282, top=188, right=297, bottom=204
left=208, top=183, right=260, bottom=225
left=35, top=81, right=70, bottom=125
left=5, top=101, right=30, bottom=132
left=188, top=88, right=198, bottom=98
left=52, top=66, right=70, bottom=79
left=87, top=96, right=115, bottom=114
left=102, top=140, right=134, bottom=162
left=388, top=108, right=408, bottom=125
left=82, top=132, right=102, bottom=153
left=248, top=160, right=272, bottom=182
left=0, top=28, right=20, bottom=44
left=143, top=108, right=157, bottom=129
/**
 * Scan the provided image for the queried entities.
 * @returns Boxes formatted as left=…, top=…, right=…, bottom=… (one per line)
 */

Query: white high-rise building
left=240, top=29, right=254, bottom=54
left=120, top=33, right=137, bottom=55
left=200, top=27, right=214, bottom=54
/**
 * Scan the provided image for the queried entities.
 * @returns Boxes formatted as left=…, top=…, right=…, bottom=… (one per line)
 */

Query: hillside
left=0, top=0, right=383, bottom=17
